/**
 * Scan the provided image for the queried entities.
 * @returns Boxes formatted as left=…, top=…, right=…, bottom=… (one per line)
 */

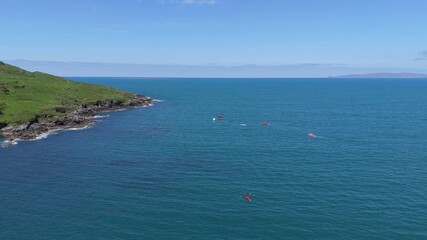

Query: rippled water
left=1, top=78, right=427, bottom=239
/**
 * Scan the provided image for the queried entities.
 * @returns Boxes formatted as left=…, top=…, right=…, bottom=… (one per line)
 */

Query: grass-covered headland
left=0, top=61, right=153, bottom=142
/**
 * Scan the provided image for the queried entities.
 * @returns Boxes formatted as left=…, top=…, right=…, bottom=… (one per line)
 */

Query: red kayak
left=244, top=193, right=252, bottom=202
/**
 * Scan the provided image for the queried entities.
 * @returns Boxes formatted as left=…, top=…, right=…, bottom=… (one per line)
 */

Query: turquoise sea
left=1, top=78, right=427, bottom=239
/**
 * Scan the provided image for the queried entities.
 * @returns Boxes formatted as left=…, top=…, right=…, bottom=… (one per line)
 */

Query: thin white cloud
left=414, top=50, right=427, bottom=61
left=181, top=0, right=216, bottom=4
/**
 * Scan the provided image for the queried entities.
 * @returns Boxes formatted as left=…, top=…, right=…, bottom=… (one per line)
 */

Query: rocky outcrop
left=0, top=95, right=154, bottom=142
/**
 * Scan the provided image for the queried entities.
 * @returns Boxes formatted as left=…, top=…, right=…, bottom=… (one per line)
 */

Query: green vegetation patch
left=0, top=62, right=134, bottom=125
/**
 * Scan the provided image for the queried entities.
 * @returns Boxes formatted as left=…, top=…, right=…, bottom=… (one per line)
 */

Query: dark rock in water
left=0, top=95, right=154, bottom=142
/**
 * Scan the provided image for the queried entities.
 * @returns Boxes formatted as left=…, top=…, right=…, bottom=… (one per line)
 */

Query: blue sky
left=1, top=0, right=427, bottom=75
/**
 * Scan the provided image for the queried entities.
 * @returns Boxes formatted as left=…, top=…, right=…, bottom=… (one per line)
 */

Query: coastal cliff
left=0, top=61, right=154, bottom=143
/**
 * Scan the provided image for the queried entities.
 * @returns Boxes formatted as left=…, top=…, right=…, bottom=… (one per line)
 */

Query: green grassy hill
left=0, top=61, right=135, bottom=125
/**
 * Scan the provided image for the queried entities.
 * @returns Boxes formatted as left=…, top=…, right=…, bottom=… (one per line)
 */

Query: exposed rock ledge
left=0, top=95, right=154, bottom=142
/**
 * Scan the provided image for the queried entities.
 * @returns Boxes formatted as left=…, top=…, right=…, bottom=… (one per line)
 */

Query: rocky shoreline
left=0, top=94, right=154, bottom=144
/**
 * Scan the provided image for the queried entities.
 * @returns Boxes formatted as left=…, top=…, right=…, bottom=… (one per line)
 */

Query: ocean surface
left=1, top=78, right=427, bottom=240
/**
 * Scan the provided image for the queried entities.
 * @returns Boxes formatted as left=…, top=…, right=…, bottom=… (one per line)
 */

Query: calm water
left=1, top=78, right=427, bottom=239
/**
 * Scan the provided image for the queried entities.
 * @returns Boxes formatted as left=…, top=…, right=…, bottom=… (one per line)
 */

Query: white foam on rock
left=92, top=115, right=110, bottom=119
left=66, top=125, right=92, bottom=131
left=1, top=125, right=93, bottom=147
left=1, top=139, right=18, bottom=147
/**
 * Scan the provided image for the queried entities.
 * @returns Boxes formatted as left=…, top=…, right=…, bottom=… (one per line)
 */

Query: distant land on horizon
left=334, top=73, right=427, bottom=78
left=5, top=60, right=427, bottom=78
